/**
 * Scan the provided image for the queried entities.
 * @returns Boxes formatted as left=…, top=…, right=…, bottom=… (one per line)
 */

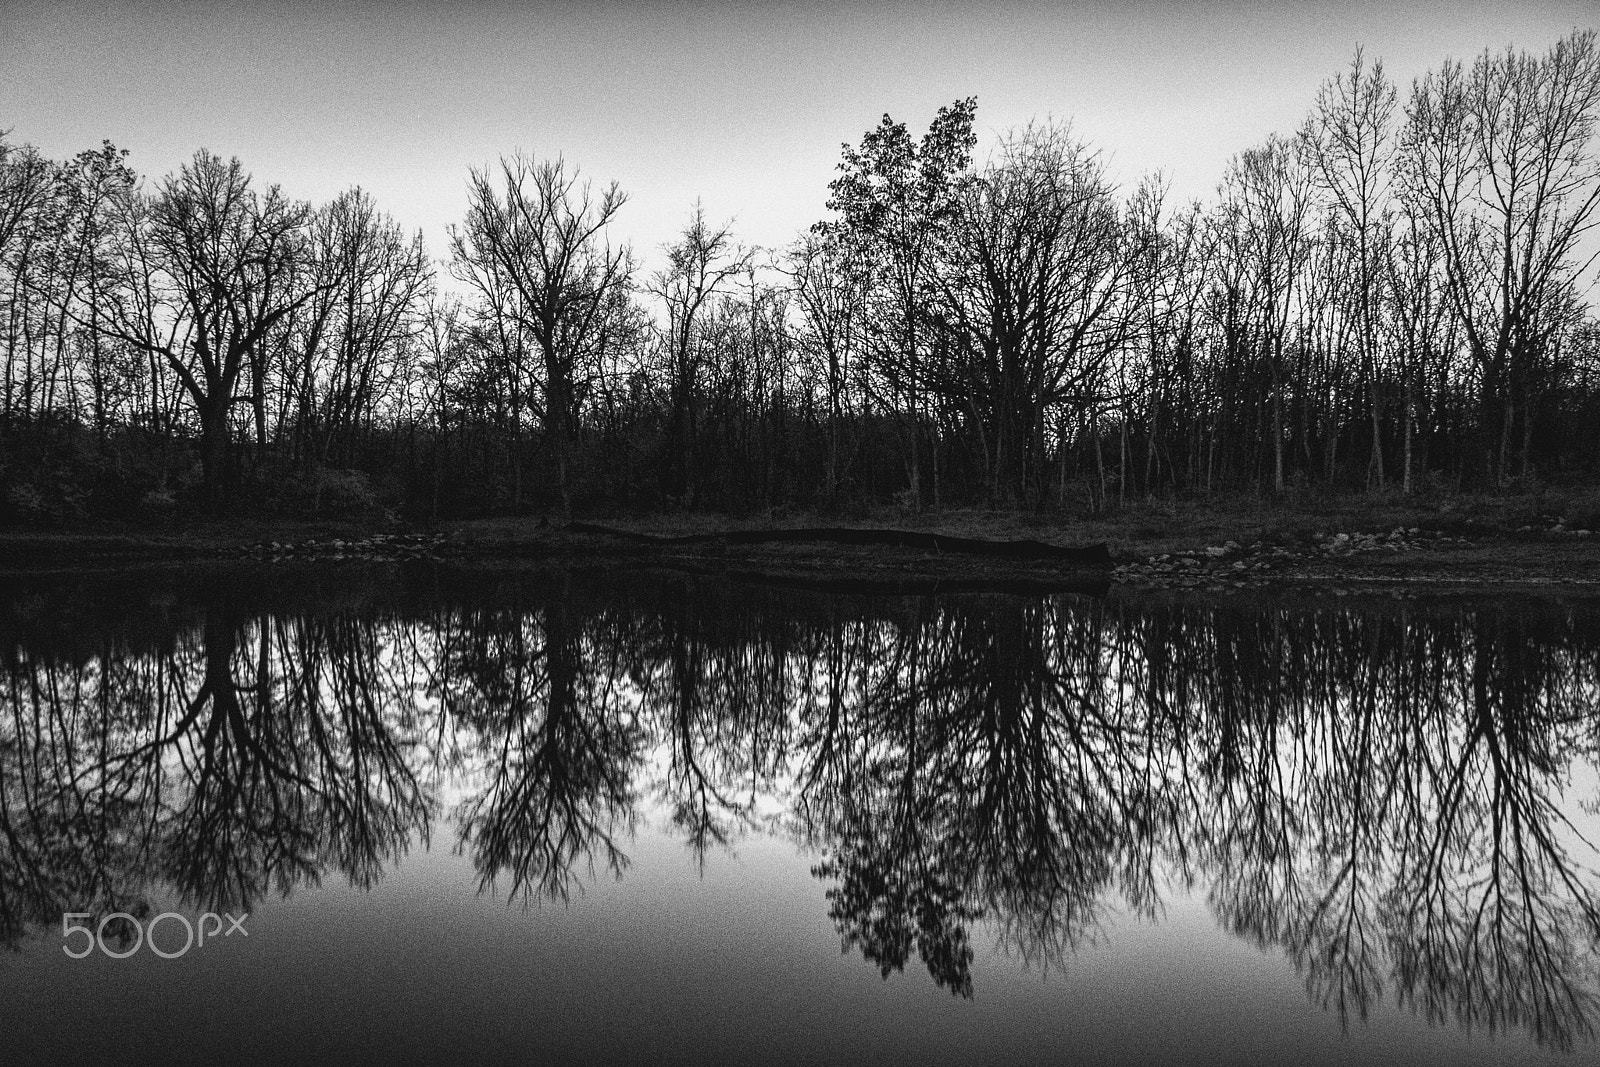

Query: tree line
left=4, top=32, right=1600, bottom=523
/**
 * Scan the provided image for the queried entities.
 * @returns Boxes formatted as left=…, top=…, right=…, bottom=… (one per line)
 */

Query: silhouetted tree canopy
left=4, top=32, right=1600, bottom=522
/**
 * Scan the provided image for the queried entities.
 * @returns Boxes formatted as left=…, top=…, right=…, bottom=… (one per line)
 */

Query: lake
left=2, top=561, right=1598, bottom=1065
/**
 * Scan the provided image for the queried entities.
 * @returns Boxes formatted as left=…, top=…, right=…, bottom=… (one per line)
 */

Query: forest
left=3, top=32, right=1600, bottom=525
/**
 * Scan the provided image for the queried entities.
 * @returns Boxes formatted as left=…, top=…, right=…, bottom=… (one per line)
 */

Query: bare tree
left=790, top=228, right=867, bottom=504
left=1402, top=30, right=1600, bottom=483
left=275, top=188, right=430, bottom=468
left=1304, top=48, right=1399, bottom=489
left=96, top=150, right=318, bottom=507
left=0, top=137, right=63, bottom=429
left=451, top=153, right=634, bottom=516
left=649, top=203, right=750, bottom=506
left=933, top=122, right=1129, bottom=506
left=1214, top=134, right=1315, bottom=493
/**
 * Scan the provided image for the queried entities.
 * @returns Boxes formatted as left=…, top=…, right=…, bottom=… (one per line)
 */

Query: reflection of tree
left=1154, top=602, right=1600, bottom=1051
left=429, top=581, right=1600, bottom=1037
left=0, top=641, right=166, bottom=945
left=4, top=570, right=1600, bottom=1052
left=676, top=589, right=1600, bottom=1038
left=1383, top=615, right=1600, bottom=1051
left=799, top=599, right=1156, bottom=996
left=0, top=597, right=434, bottom=936
left=159, top=611, right=431, bottom=910
left=445, top=587, right=645, bottom=902
left=807, top=605, right=980, bottom=995
left=636, top=585, right=794, bottom=860
left=161, top=608, right=326, bottom=909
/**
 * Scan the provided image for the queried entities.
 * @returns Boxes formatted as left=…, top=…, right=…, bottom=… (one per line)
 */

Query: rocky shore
left=1114, top=517, right=1600, bottom=589
left=221, top=532, right=454, bottom=561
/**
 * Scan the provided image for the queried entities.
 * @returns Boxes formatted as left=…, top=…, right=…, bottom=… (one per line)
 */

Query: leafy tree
left=821, top=97, right=977, bottom=509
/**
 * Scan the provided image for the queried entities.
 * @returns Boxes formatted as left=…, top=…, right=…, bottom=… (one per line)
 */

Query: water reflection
left=3, top=568, right=1600, bottom=1050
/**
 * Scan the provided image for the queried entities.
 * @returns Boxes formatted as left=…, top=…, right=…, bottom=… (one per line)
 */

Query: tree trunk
left=1402, top=391, right=1414, bottom=494
left=199, top=397, right=231, bottom=511
left=1272, top=388, right=1284, bottom=493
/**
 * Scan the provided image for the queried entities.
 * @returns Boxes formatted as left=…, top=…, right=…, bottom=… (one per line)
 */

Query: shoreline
left=6, top=504, right=1600, bottom=589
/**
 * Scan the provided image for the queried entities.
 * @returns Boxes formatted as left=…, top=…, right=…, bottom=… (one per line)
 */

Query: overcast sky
left=3, top=0, right=1594, bottom=276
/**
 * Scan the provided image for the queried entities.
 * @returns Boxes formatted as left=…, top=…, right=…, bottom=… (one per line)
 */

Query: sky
left=3, top=0, right=1595, bottom=279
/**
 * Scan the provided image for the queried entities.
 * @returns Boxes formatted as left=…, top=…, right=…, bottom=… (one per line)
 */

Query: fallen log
left=565, top=523, right=1112, bottom=565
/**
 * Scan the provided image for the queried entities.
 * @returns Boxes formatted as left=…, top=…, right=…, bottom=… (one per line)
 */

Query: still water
left=2, top=562, right=1599, bottom=1064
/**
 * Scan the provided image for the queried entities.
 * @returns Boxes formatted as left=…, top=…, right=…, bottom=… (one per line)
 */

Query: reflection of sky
left=4, top=0, right=1593, bottom=281
left=0, top=814, right=1571, bottom=1065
